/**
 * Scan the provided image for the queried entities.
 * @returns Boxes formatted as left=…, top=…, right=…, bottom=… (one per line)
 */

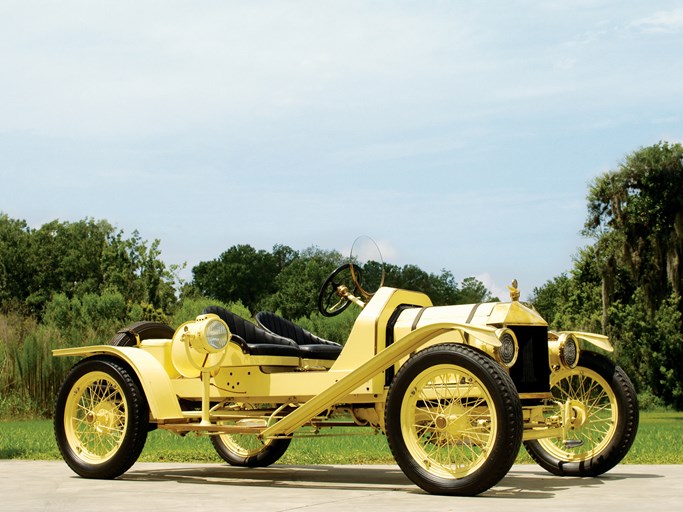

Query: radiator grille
left=508, top=326, right=550, bottom=393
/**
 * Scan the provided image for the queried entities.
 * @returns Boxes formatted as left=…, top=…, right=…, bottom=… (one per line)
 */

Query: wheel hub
left=435, top=416, right=448, bottom=430
left=441, top=403, right=474, bottom=436
left=85, top=401, right=119, bottom=433
left=565, top=399, right=588, bottom=430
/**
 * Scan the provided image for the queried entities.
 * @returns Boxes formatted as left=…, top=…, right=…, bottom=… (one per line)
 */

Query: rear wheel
left=54, top=358, right=149, bottom=478
left=109, top=321, right=175, bottom=347
left=524, top=351, right=639, bottom=476
left=211, top=433, right=291, bottom=467
left=211, top=404, right=291, bottom=467
left=385, top=344, right=523, bottom=496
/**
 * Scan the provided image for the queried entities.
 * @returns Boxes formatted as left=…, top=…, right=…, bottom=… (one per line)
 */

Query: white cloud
left=475, top=272, right=511, bottom=302
left=629, top=8, right=683, bottom=33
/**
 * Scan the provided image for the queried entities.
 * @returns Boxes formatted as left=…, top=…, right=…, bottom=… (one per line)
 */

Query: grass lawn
left=1, top=411, right=681, bottom=464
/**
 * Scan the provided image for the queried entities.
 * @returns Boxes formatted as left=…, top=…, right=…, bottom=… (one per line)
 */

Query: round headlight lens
left=205, top=320, right=229, bottom=350
left=496, top=330, right=518, bottom=367
left=561, top=336, right=578, bottom=368
left=499, top=333, right=515, bottom=364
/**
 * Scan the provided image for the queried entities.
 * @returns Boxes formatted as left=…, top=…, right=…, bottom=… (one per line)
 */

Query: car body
left=53, top=256, right=639, bottom=496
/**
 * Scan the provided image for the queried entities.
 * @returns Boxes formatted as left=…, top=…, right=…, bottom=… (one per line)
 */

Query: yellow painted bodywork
left=53, top=288, right=526, bottom=427
left=53, top=285, right=615, bottom=443
left=53, top=345, right=183, bottom=420
left=408, top=300, right=547, bottom=329
left=559, top=331, right=614, bottom=352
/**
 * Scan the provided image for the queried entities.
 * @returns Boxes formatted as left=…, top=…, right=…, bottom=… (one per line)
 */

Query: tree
left=0, top=214, right=32, bottom=311
left=26, top=219, right=109, bottom=310
left=384, top=264, right=493, bottom=306
left=192, top=244, right=282, bottom=312
left=534, top=141, right=683, bottom=408
left=0, top=215, right=178, bottom=315
left=530, top=247, right=603, bottom=333
left=263, top=247, right=344, bottom=319
left=584, top=141, right=683, bottom=319
left=458, top=276, right=496, bottom=304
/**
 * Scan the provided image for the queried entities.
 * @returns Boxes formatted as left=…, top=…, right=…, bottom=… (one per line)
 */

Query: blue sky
left=1, top=1, right=682, bottom=300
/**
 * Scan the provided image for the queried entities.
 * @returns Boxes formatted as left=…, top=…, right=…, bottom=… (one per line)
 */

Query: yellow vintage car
left=53, top=238, right=639, bottom=496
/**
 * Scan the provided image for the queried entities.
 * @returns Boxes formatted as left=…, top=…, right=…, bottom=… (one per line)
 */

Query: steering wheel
left=317, top=263, right=362, bottom=317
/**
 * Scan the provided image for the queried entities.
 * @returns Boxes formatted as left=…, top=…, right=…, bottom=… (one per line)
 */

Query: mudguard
left=557, top=331, right=614, bottom=352
left=53, top=345, right=183, bottom=420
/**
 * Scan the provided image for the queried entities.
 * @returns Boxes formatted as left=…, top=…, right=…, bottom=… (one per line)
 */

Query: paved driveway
left=3, top=461, right=682, bottom=511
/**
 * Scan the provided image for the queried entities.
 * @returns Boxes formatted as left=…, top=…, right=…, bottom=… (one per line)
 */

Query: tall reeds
left=0, top=291, right=141, bottom=417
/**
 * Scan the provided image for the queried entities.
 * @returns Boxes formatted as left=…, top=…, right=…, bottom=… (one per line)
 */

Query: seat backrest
left=203, top=306, right=297, bottom=347
left=255, top=311, right=340, bottom=347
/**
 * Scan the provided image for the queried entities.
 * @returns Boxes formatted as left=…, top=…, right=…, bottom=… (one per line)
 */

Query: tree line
left=190, top=244, right=496, bottom=320
left=0, top=215, right=496, bottom=323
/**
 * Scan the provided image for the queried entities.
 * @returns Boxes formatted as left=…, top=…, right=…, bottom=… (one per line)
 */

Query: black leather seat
left=203, top=306, right=301, bottom=358
left=255, top=311, right=343, bottom=360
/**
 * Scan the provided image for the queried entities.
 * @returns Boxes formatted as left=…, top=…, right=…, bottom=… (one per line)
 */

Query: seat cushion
left=298, top=344, right=343, bottom=360
left=255, top=311, right=342, bottom=360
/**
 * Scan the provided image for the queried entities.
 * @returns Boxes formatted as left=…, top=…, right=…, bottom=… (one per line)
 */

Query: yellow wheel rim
left=217, top=433, right=273, bottom=457
left=216, top=406, right=279, bottom=457
left=538, top=366, right=618, bottom=461
left=400, top=364, right=498, bottom=479
left=63, top=371, right=128, bottom=464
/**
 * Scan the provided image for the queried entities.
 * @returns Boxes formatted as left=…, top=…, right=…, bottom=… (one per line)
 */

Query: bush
left=294, top=307, right=360, bottom=345
left=609, top=291, right=683, bottom=409
left=43, top=291, right=148, bottom=343
left=171, top=297, right=252, bottom=327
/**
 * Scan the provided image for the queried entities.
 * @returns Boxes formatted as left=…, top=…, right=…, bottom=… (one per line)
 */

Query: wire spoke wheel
left=539, top=366, right=617, bottom=461
left=524, top=351, right=639, bottom=477
left=211, top=405, right=291, bottom=467
left=64, top=371, right=129, bottom=463
left=401, top=365, right=497, bottom=479
left=55, top=358, right=149, bottom=479
left=386, top=344, right=522, bottom=496
left=218, top=433, right=269, bottom=457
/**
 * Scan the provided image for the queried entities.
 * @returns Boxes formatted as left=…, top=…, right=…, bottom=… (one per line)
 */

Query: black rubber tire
left=211, top=434, right=291, bottom=467
left=109, top=321, right=175, bottom=347
left=54, top=358, right=149, bottom=479
left=385, top=344, right=523, bottom=496
left=524, top=351, right=639, bottom=477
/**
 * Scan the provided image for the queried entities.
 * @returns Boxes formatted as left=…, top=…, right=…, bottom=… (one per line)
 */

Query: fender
left=557, top=331, right=614, bottom=353
left=261, top=321, right=489, bottom=438
left=53, top=346, right=183, bottom=420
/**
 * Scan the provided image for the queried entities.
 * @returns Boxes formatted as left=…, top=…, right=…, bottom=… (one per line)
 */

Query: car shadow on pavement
left=485, top=467, right=664, bottom=499
left=121, top=464, right=665, bottom=499
left=123, top=464, right=414, bottom=492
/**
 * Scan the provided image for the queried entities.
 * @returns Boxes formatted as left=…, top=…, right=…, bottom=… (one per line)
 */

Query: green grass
left=1, top=411, right=681, bottom=464
left=622, top=411, right=683, bottom=464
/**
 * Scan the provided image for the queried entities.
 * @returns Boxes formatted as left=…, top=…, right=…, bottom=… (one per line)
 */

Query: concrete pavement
left=3, top=461, right=682, bottom=511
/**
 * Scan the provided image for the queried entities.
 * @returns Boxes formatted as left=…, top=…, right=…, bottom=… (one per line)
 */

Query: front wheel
left=385, top=344, right=523, bottom=496
left=524, top=351, right=639, bottom=476
left=54, top=358, right=149, bottom=479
